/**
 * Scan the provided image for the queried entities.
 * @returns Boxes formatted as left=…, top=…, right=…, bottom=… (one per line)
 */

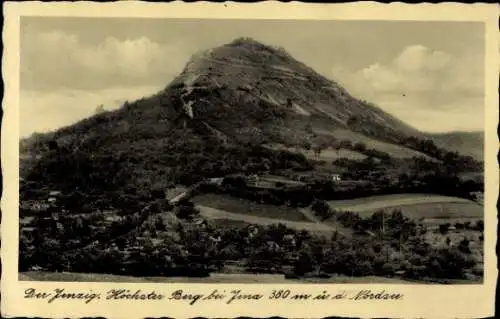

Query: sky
left=20, top=17, right=485, bottom=138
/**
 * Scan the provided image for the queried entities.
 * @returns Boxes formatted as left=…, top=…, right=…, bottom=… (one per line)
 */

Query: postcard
left=2, top=1, right=498, bottom=318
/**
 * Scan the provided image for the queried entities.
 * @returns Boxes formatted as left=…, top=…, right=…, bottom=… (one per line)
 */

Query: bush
left=311, top=199, right=334, bottom=220
left=353, top=142, right=367, bottom=152
left=176, top=200, right=199, bottom=220
left=439, top=223, right=450, bottom=235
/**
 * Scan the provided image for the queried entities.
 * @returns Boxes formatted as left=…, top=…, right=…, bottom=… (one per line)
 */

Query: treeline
left=21, top=136, right=315, bottom=205
left=331, top=156, right=483, bottom=200
left=201, top=176, right=315, bottom=207
left=192, top=155, right=482, bottom=210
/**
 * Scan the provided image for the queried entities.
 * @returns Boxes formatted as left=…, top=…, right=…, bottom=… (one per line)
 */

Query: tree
left=302, top=141, right=312, bottom=151
left=155, top=217, right=167, bottom=231
left=313, top=146, right=323, bottom=159
left=370, top=210, right=387, bottom=234
left=95, top=104, right=105, bottom=114
left=304, top=123, right=313, bottom=134
left=48, top=140, right=58, bottom=151
left=458, top=238, right=471, bottom=254
left=294, top=246, right=314, bottom=275
left=176, top=200, right=199, bottom=220
left=150, top=185, right=165, bottom=199
left=339, top=140, right=353, bottom=149
left=475, top=220, right=484, bottom=231
left=353, top=142, right=367, bottom=152
left=347, top=116, right=360, bottom=126
left=439, top=223, right=450, bottom=235
left=311, top=200, right=334, bottom=220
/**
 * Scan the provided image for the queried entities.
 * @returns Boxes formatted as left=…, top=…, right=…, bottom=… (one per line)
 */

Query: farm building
left=246, top=174, right=259, bottom=185
left=193, top=219, right=208, bottom=227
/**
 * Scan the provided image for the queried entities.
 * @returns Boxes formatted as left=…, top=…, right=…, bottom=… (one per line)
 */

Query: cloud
left=393, top=45, right=451, bottom=72
left=21, top=30, right=192, bottom=90
left=331, top=44, right=484, bottom=132
left=20, top=85, right=163, bottom=138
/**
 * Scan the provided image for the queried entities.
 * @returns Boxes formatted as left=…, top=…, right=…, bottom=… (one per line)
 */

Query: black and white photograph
left=3, top=3, right=499, bottom=318
left=16, top=16, right=489, bottom=285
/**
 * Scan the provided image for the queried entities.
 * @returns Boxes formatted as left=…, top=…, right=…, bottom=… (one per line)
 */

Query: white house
left=247, top=174, right=259, bottom=185
left=332, top=174, right=342, bottom=182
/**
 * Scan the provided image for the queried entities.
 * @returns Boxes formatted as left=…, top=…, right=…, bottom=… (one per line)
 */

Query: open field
left=196, top=205, right=334, bottom=235
left=192, top=193, right=310, bottom=222
left=193, top=193, right=352, bottom=237
left=19, top=271, right=479, bottom=284
left=327, top=194, right=483, bottom=219
left=260, top=174, right=306, bottom=186
left=210, top=218, right=251, bottom=229
left=317, top=129, right=432, bottom=159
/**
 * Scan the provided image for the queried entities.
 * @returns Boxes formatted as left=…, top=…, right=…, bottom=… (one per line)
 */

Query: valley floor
left=19, top=271, right=480, bottom=284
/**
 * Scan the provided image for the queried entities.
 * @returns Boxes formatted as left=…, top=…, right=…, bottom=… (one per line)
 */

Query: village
left=19, top=163, right=484, bottom=283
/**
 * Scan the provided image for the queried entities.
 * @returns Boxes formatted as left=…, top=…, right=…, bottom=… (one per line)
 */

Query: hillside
left=428, top=131, right=484, bottom=161
left=20, top=37, right=481, bottom=200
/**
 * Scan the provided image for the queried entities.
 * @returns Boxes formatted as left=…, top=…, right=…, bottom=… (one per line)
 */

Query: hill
left=20, top=37, right=482, bottom=203
left=428, top=131, right=484, bottom=161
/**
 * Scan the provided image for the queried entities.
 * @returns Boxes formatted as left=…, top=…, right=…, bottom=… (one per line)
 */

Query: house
left=247, top=225, right=259, bottom=237
left=247, top=174, right=259, bottom=186
left=331, top=174, right=342, bottom=182
left=30, top=201, right=50, bottom=212
left=104, top=215, right=123, bottom=223
left=49, top=190, right=62, bottom=197
left=266, top=241, right=281, bottom=251
left=209, top=235, right=221, bottom=243
left=31, top=265, right=45, bottom=271
left=151, top=238, right=164, bottom=246
left=194, top=219, right=208, bottom=227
